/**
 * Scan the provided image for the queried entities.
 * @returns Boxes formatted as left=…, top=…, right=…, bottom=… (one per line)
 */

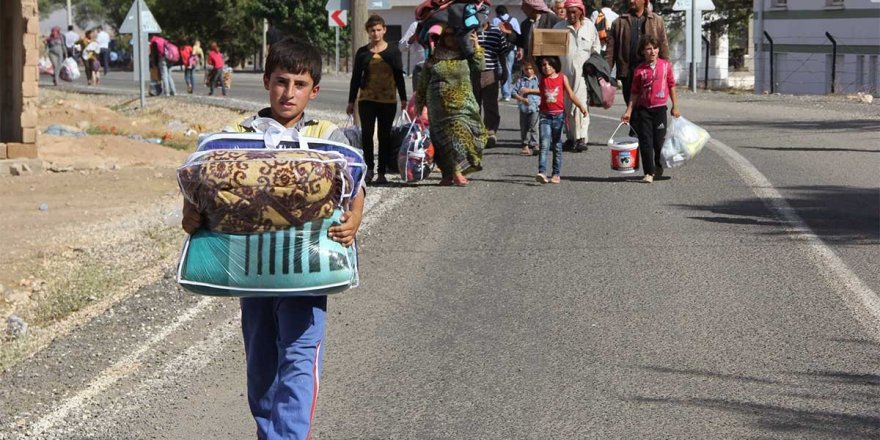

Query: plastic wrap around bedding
left=178, top=149, right=352, bottom=233
left=196, top=132, right=366, bottom=198
left=178, top=209, right=358, bottom=297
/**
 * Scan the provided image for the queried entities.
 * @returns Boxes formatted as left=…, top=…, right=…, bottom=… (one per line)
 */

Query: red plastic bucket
left=607, top=122, right=639, bottom=174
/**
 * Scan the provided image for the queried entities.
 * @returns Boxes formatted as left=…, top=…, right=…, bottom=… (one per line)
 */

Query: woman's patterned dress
left=416, top=46, right=487, bottom=175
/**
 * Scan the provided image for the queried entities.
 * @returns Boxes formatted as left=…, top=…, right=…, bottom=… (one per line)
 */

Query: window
left=771, top=0, right=787, bottom=7
left=826, top=0, right=844, bottom=6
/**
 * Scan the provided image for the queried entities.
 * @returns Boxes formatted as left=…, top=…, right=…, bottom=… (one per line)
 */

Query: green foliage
left=47, top=0, right=349, bottom=67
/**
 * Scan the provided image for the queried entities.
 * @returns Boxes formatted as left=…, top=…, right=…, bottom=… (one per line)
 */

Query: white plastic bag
left=59, top=57, right=80, bottom=81
left=661, top=116, right=710, bottom=168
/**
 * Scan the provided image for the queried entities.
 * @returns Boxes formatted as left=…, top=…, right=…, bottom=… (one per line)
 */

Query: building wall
left=753, top=0, right=880, bottom=95
left=0, top=0, right=40, bottom=159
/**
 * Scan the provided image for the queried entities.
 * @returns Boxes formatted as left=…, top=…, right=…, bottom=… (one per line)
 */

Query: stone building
left=1, top=0, right=40, bottom=161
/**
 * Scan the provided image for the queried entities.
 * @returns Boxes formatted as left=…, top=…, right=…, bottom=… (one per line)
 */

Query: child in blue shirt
left=512, top=60, right=541, bottom=156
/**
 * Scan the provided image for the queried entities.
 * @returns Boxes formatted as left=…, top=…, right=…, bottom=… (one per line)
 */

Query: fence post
left=825, top=31, right=837, bottom=94
left=702, top=34, right=710, bottom=90
left=763, top=30, right=774, bottom=94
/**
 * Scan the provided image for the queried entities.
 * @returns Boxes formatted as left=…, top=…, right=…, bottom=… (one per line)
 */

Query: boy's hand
left=621, top=111, right=631, bottom=123
left=346, top=103, right=355, bottom=115
left=671, top=106, right=681, bottom=118
left=328, top=209, right=362, bottom=247
left=579, top=105, right=588, bottom=116
left=181, top=200, right=202, bottom=235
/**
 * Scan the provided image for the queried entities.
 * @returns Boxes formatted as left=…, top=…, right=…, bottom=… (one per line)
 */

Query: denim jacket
left=513, top=75, right=540, bottom=114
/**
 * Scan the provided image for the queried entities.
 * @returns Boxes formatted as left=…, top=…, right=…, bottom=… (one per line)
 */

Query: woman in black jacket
left=347, top=14, right=407, bottom=184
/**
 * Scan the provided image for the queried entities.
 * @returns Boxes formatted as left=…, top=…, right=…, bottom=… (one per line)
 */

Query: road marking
left=594, top=112, right=880, bottom=335
left=26, top=296, right=217, bottom=437
left=25, top=185, right=410, bottom=435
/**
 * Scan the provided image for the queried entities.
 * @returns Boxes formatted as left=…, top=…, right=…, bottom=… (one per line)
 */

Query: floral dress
left=416, top=46, right=487, bottom=175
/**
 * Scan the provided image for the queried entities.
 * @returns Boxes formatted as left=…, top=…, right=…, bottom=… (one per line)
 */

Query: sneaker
left=453, top=174, right=469, bottom=186
left=365, top=170, right=374, bottom=183
left=573, top=139, right=588, bottom=153
left=642, top=174, right=654, bottom=183
left=520, top=146, right=532, bottom=156
left=375, top=174, right=388, bottom=184
left=535, top=173, right=549, bottom=184
left=550, top=175, right=561, bottom=184
left=655, top=166, right=664, bottom=178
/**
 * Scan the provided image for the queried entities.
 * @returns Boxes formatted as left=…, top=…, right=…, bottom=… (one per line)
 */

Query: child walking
left=621, top=35, right=680, bottom=183
left=182, top=37, right=364, bottom=439
left=519, top=56, right=587, bottom=184
left=512, top=60, right=540, bottom=156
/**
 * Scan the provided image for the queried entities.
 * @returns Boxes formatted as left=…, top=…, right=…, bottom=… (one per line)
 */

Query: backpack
left=180, top=45, right=195, bottom=68
left=164, top=42, right=181, bottom=64
left=595, top=11, right=608, bottom=45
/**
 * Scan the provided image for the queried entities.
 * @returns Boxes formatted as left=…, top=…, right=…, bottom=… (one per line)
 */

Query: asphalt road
left=5, top=71, right=879, bottom=438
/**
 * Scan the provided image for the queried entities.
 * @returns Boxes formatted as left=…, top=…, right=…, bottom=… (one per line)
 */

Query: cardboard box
left=532, top=29, right=569, bottom=57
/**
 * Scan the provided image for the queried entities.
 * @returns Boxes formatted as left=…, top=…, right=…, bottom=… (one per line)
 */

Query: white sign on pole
left=119, top=0, right=161, bottom=34
left=368, top=0, right=391, bottom=10
left=325, top=0, right=350, bottom=11
left=673, top=0, right=714, bottom=89
left=329, top=10, right=347, bottom=27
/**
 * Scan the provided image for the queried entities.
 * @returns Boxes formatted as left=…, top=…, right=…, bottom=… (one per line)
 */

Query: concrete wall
left=0, top=0, right=40, bottom=159
left=753, top=0, right=880, bottom=95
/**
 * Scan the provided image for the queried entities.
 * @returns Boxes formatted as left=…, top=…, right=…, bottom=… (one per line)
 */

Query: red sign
left=329, top=9, right=347, bottom=27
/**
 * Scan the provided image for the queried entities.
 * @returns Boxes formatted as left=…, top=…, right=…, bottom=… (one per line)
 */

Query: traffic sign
left=672, top=0, right=715, bottom=10
left=325, top=0, right=350, bottom=11
left=368, top=0, right=391, bottom=9
left=119, top=0, right=161, bottom=33
left=329, top=10, right=347, bottom=28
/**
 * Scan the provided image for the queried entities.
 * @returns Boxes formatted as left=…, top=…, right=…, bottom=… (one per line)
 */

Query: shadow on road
left=632, top=363, right=880, bottom=438
left=675, top=185, right=880, bottom=245
left=699, top=119, right=880, bottom=132
left=741, top=146, right=880, bottom=154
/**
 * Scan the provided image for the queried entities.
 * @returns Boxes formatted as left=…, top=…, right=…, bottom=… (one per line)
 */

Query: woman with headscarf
left=45, top=26, right=67, bottom=86
left=416, top=25, right=487, bottom=187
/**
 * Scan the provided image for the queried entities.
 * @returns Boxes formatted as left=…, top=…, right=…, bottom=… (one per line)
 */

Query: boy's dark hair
left=638, top=35, right=660, bottom=54
left=365, top=14, right=385, bottom=30
left=68, top=25, right=74, bottom=31
left=496, top=5, right=508, bottom=15
left=538, top=56, right=562, bottom=73
left=521, top=59, right=536, bottom=73
left=602, top=0, right=614, bottom=7
left=264, top=37, right=323, bottom=86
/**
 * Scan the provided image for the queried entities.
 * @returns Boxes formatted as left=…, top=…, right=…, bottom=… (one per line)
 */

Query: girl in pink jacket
left=621, top=35, right=680, bottom=183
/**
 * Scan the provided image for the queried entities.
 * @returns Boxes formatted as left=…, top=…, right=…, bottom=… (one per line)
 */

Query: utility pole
left=66, top=0, right=73, bottom=27
left=351, top=1, right=367, bottom=60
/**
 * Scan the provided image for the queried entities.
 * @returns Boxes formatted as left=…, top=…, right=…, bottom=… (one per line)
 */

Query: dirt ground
left=0, top=90, right=250, bottom=370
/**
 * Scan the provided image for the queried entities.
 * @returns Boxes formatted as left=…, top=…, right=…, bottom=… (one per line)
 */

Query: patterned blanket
left=178, top=149, right=352, bottom=234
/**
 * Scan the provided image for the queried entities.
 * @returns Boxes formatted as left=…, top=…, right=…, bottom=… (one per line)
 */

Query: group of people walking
left=348, top=0, right=679, bottom=186
left=44, top=25, right=111, bottom=86
left=44, top=26, right=227, bottom=98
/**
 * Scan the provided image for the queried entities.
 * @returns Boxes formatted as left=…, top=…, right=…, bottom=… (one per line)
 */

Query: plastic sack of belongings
left=660, top=116, right=711, bottom=168
left=176, top=126, right=366, bottom=297
left=397, top=117, right=435, bottom=183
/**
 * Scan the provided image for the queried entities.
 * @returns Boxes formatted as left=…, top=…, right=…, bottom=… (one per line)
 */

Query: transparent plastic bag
left=661, top=116, right=710, bottom=168
left=177, top=208, right=358, bottom=297
left=177, top=148, right=352, bottom=234
left=340, top=115, right=362, bottom=151
left=397, top=121, right=435, bottom=183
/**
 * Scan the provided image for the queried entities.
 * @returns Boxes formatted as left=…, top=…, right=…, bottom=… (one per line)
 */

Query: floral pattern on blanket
left=178, top=149, right=351, bottom=233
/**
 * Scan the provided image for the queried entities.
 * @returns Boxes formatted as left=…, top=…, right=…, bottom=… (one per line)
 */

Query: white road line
left=594, top=112, right=880, bottom=335
left=25, top=185, right=410, bottom=435
left=26, top=296, right=216, bottom=437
